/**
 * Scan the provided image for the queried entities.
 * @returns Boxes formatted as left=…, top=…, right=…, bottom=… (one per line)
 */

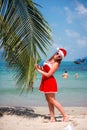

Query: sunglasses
left=55, top=52, right=61, bottom=58
left=56, top=52, right=59, bottom=55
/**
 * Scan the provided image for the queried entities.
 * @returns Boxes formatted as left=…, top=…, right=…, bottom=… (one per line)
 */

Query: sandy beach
left=0, top=106, right=87, bottom=130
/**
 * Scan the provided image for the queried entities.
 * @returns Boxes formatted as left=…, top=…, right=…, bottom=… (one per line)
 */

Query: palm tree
left=0, top=0, right=52, bottom=93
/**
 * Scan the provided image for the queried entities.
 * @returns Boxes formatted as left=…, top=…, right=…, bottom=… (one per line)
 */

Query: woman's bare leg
left=45, top=94, right=56, bottom=122
left=45, top=93, right=68, bottom=121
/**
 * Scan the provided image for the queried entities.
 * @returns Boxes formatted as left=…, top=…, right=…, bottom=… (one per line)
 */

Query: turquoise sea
left=0, top=59, right=87, bottom=107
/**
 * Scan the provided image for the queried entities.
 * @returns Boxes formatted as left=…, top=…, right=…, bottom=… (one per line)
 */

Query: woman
left=35, top=48, right=68, bottom=122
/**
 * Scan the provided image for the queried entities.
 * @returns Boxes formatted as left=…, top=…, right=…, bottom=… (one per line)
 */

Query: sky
left=33, top=0, right=87, bottom=61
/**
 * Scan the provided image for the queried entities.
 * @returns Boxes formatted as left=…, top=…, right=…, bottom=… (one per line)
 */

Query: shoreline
left=0, top=106, right=87, bottom=130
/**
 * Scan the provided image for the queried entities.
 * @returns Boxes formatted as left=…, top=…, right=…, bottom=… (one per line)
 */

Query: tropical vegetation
left=0, top=0, right=52, bottom=93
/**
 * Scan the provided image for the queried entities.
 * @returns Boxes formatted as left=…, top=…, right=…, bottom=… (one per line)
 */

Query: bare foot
left=50, top=117, right=56, bottom=122
left=43, top=118, right=56, bottom=123
left=63, top=115, right=69, bottom=122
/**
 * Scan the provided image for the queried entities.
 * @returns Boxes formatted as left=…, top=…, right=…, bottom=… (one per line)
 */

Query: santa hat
left=57, top=48, right=67, bottom=58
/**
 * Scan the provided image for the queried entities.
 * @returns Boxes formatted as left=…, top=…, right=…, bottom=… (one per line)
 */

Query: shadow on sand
left=0, top=106, right=63, bottom=122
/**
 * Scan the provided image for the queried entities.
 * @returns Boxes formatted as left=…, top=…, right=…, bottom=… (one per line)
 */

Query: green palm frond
left=0, top=0, right=52, bottom=93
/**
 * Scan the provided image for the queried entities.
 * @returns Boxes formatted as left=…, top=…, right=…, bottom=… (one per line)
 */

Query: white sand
left=0, top=107, right=87, bottom=130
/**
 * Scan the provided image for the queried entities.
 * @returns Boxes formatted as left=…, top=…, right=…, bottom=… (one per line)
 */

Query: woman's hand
left=34, top=64, right=43, bottom=71
left=34, top=64, right=39, bottom=70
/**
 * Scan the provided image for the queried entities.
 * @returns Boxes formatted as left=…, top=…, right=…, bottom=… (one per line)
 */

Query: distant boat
left=74, top=57, right=87, bottom=64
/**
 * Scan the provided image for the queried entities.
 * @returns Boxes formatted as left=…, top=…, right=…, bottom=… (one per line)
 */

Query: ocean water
left=0, top=59, right=87, bottom=107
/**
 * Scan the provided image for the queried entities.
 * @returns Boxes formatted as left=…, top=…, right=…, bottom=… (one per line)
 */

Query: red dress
left=39, top=62, right=58, bottom=93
